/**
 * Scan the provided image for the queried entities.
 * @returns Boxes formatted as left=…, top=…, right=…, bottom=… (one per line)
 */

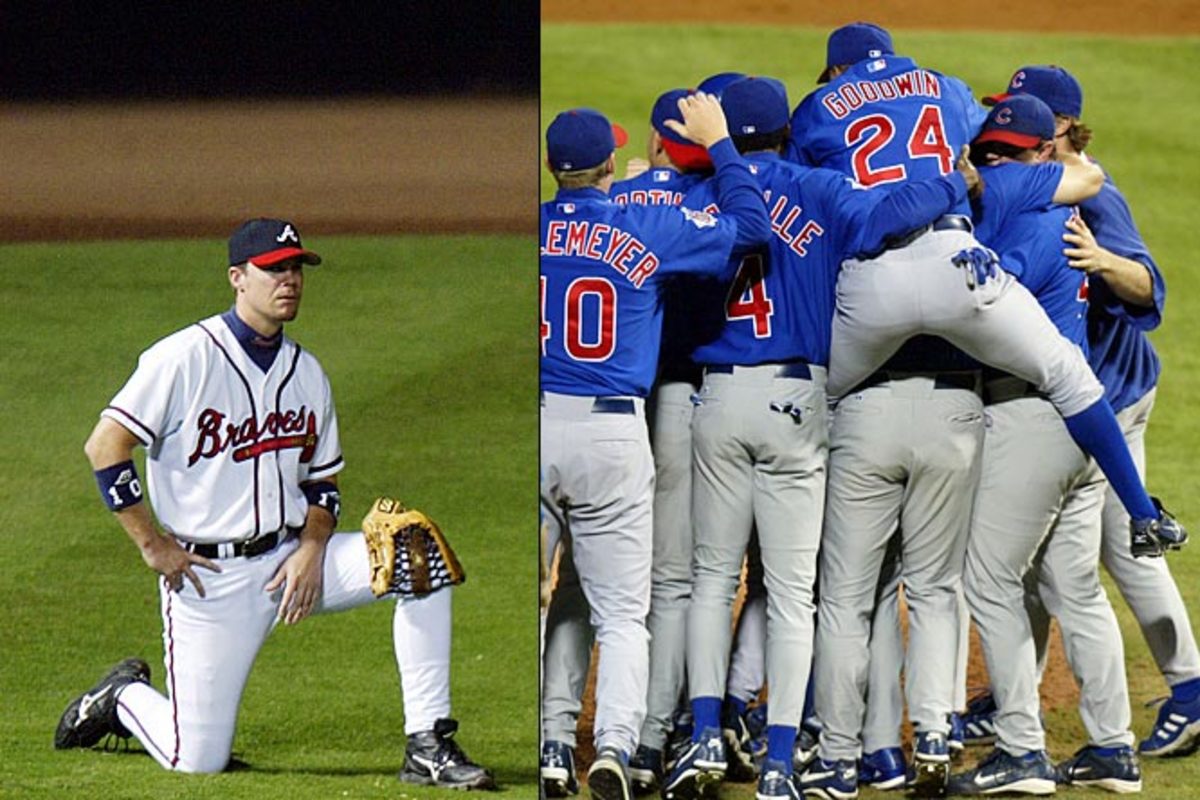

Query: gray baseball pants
left=641, top=380, right=698, bottom=750
left=1028, top=387, right=1200, bottom=693
left=541, top=392, right=654, bottom=756
left=965, top=380, right=1133, bottom=755
left=688, top=364, right=828, bottom=730
left=827, top=228, right=1102, bottom=417
left=815, top=375, right=984, bottom=760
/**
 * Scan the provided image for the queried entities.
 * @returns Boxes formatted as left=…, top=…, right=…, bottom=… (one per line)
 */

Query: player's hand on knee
left=265, top=539, right=326, bottom=625
left=665, top=92, right=730, bottom=149
left=141, top=535, right=220, bottom=598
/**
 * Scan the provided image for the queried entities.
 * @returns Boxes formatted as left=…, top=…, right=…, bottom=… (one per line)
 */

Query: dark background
left=2, top=1, right=538, bottom=99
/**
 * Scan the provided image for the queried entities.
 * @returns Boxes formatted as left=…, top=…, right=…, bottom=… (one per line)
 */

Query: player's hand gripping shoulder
left=84, top=417, right=221, bottom=596
left=664, top=92, right=730, bottom=149
left=956, top=145, right=985, bottom=199
left=1062, top=212, right=1154, bottom=305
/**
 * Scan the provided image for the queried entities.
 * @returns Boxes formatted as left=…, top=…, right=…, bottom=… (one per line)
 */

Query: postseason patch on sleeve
left=680, top=207, right=717, bottom=229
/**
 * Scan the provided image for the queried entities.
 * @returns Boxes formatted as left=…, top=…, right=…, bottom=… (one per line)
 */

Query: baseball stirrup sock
left=691, top=696, right=721, bottom=739
left=766, top=725, right=797, bottom=769
left=1064, top=400, right=1157, bottom=522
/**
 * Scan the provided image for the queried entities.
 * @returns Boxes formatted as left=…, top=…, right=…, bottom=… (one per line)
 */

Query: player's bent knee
left=172, top=749, right=233, bottom=774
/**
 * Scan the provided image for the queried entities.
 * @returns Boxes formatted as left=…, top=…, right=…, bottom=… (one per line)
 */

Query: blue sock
left=1063, top=400, right=1157, bottom=521
left=692, top=696, right=722, bottom=739
left=1091, top=746, right=1125, bottom=757
left=1172, top=677, right=1200, bottom=704
left=723, top=695, right=748, bottom=720
left=766, top=725, right=797, bottom=769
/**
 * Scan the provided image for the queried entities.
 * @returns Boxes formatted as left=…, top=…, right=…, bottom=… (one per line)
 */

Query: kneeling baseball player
left=54, top=218, right=494, bottom=789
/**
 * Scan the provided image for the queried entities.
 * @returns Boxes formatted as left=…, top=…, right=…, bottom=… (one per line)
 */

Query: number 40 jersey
left=787, top=53, right=988, bottom=216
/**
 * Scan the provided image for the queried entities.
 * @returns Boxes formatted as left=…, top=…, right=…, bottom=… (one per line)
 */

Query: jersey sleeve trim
left=308, top=455, right=344, bottom=479
left=101, top=405, right=157, bottom=446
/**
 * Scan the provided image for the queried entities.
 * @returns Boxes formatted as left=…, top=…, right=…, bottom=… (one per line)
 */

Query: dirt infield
left=0, top=97, right=535, bottom=242
left=542, top=0, right=1200, bottom=34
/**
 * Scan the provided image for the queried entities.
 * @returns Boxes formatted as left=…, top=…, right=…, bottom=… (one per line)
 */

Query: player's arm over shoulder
left=1053, top=152, right=1104, bottom=204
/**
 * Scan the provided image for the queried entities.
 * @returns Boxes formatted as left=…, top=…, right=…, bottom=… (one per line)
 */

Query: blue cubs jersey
left=540, top=140, right=769, bottom=397
left=879, top=336, right=980, bottom=372
left=684, top=152, right=967, bottom=367
left=788, top=55, right=988, bottom=217
left=975, top=162, right=1088, bottom=346
left=610, top=166, right=705, bottom=208
left=1080, top=168, right=1165, bottom=411
left=611, top=166, right=710, bottom=382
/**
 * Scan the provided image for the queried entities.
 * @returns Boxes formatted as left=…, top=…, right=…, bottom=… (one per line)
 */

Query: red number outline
left=725, top=254, right=774, bottom=339
left=846, top=106, right=953, bottom=187
left=563, top=277, right=617, bottom=362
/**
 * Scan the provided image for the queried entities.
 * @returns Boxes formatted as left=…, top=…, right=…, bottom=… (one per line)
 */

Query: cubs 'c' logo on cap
left=995, top=107, right=1014, bottom=126
left=1010, top=70, right=1026, bottom=90
left=276, top=224, right=299, bottom=243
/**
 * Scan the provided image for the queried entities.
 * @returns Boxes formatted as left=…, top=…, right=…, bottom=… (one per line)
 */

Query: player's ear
left=649, top=128, right=664, bottom=159
left=604, top=152, right=616, bottom=176
left=228, top=264, right=247, bottom=292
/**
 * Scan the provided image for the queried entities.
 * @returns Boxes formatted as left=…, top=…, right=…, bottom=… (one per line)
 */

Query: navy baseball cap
left=819, top=22, right=894, bottom=83
left=651, top=88, right=712, bottom=170
left=228, top=218, right=321, bottom=267
left=696, top=71, right=747, bottom=98
left=983, top=65, right=1083, bottom=118
left=975, top=94, right=1056, bottom=150
left=546, top=108, right=628, bottom=171
left=722, top=76, right=790, bottom=137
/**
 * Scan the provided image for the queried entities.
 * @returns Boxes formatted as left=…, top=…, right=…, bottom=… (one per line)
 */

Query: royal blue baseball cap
left=722, top=76, right=790, bottom=137
left=975, top=94, right=1056, bottom=150
left=819, top=22, right=894, bottom=83
left=696, top=71, right=747, bottom=98
left=546, top=108, right=629, bottom=171
left=983, top=65, right=1083, bottom=118
left=228, top=218, right=322, bottom=267
left=651, top=88, right=713, bottom=170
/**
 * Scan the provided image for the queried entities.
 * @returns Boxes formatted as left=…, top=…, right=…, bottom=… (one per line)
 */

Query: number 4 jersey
left=787, top=54, right=988, bottom=216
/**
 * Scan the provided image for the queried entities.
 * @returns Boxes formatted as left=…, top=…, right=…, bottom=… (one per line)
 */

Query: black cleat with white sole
left=54, top=657, right=150, bottom=750
left=399, top=717, right=496, bottom=790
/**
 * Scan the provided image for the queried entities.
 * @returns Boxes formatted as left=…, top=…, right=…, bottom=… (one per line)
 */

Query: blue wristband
left=303, top=481, right=341, bottom=524
left=95, top=460, right=144, bottom=511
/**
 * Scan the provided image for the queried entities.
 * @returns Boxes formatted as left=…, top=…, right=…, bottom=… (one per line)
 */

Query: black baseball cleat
left=54, top=657, right=150, bottom=750
left=1130, top=497, right=1188, bottom=558
left=399, top=718, right=496, bottom=790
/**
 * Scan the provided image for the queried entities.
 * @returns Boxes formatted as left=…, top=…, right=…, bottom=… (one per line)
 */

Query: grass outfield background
left=0, top=235, right=537, bottom=798
left=544, top=23, right=1200, bottom=799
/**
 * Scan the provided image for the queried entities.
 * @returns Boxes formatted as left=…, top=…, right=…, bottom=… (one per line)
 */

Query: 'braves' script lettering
left=188, top=406, right=318, bottom=466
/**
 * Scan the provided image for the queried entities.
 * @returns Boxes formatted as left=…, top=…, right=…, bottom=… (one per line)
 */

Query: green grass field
left=0, top=235, right=537, bottom=798
left=544, top=22, right=1200, bottom=799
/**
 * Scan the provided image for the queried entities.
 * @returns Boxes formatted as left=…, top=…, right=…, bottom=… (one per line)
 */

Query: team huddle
left=540, top=21, right=1196, bottom=800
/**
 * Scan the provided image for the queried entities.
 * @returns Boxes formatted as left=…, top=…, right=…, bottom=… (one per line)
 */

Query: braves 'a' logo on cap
left=276, top=224, right=299, bottom=243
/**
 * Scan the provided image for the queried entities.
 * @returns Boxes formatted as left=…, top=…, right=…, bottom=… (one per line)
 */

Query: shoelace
left=436, top=735, right=475, bottom=768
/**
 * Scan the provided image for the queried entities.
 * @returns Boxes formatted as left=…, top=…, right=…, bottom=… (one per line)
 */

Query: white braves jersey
left=102, top=313, right=343, bottom=543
